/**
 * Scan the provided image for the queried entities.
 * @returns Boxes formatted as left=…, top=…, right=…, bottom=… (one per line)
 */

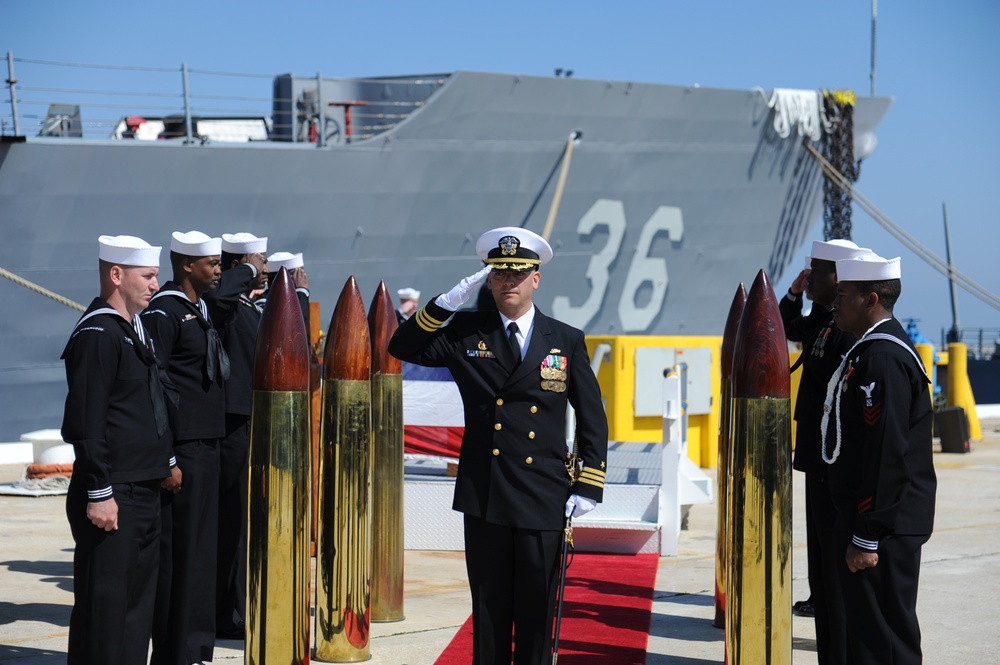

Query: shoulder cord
left=820, top=318, right=891, bottom=464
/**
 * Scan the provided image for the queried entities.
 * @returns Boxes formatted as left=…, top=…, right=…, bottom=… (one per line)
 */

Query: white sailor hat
left=267, top=251, right=304, bottom=270
left=475, top=226, right=553, bottom=272
left=397, top=287, right=420, bottom=301
left=836, top=253, right=901, bottom=282
left=808, top=238, right=871, bottom=263
left=170, top=231, right=221, bottom=257
left=98, top=235, right=161, bottom=267
left=222, top=232, right=267, bottom=254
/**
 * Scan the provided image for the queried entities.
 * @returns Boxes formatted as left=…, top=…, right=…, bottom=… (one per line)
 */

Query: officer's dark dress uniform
left=824, top=317, right=936, bottom=664
left=779, top=291, right=854, bottom=664
left=142, top=277, right=240, bottom=665
left=389, top=297, right=608, bottom=665
left=206, top=264, right=258, bottom=636
left=61, top=300, right=173, bottom=665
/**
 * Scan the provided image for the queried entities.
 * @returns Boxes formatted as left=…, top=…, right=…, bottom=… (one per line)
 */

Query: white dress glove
left=564, top=494, right=596, bottom=518
left=435, top=265, right=493, bottom=311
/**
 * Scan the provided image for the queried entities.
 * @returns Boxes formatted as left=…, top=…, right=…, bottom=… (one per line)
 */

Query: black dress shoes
left=216, top=620, right=246, bottom=640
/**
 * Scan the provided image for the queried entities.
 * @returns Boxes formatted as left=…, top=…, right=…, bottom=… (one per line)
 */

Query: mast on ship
left=943, top=202, right=962, bottom=343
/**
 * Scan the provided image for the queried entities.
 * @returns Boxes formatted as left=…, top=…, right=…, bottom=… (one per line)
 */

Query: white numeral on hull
left=551, top=199, right=684, bottom=333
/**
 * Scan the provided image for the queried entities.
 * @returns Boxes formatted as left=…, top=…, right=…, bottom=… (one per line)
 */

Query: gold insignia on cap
left=486, top=260, right=541, bottom=271
left=499, top=235, right=519, bottom=256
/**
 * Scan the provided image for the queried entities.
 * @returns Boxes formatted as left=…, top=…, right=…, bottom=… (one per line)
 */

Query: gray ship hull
left=0, top=70, right=891, bottom=440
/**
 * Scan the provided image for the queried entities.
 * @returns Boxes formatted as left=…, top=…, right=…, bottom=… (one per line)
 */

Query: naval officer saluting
left=389, top=227, right=609, bottom=665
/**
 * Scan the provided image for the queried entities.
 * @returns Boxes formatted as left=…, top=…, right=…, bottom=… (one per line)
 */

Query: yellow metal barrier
left=586, top=335, right=721, bottom=468
left=586, top=335, right=986, bottom=468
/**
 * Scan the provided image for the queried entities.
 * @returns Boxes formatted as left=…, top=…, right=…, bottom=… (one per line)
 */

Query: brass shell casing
left=725, top=396, right=792, bottom=665
left=247, top=390, right=312, bottom=665
left=715, top=373, right=734, bottom=626
left=315, top=378, right=374, bottom=662
left=715, top=282, right=746, bottom=629
left=370, top=372, right=404, bottom=622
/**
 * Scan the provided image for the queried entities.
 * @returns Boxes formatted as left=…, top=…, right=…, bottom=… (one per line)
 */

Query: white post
left=660, top=368, right=682, bottom=555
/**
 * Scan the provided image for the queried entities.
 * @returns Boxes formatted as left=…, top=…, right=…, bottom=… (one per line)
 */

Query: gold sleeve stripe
left=579, top=466, right=605, bottom=480
left=415, top=307, right=446, bottom=332
left=577, top=467, right=606, bottom=488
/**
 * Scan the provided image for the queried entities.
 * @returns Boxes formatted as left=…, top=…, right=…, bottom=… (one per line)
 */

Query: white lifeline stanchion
left=659, top=366, right=684, bottom=556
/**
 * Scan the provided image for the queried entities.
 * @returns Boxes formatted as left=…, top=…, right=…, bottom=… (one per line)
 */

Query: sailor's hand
left=790, top=269, right=809, bottom=296
left=846, top=544, right=878, bottom=572
left=291, top=267, right=309, bottom=290
left=87, top=497, right=119, bottom=531
left=246, top=252, right=267, bottom=277
left=565, top=494, right=596, bottom=518
left=162, top=466, right=183, bottom=494
left=435, top=265, right=492, bottom=311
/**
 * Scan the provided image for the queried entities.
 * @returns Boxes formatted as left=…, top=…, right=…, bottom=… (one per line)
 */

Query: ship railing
left=2, top=52, right=441, bottom=143
left=943, top=327, right=1000, bottom=360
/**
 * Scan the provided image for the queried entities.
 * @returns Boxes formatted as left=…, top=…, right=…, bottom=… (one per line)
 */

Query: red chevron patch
left=863, top=402, right=882, bottom=426
left=858, top=496, right=873, bottom=513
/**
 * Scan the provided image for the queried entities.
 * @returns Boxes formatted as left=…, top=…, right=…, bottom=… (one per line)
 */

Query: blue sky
left=3, top=0, right=998, bottom=344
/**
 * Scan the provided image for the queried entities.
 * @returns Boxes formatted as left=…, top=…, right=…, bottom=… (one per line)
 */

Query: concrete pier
left=2, top=421, right=998, bottom=664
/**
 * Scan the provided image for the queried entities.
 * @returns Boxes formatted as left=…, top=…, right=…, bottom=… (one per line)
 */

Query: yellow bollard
left=946, top=342, right=982, bottom=440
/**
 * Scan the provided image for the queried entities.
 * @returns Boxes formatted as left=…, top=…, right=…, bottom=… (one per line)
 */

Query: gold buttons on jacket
left=496, top=398, right=504, bottom=406
left=528, top=431, right=535, bottom=439
left=525, top=457, right=533, bottom=464
left=530, top=405, right=538, bottom=413
left=492, top=448, right=500, bottom=456
left=494, top=423, right=502, bottom=431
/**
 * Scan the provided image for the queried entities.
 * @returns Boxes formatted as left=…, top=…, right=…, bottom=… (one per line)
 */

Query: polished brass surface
left=316, top=379, right=374, bottom=662
left=725, top=397, right=792, bottom=665
left=716, top=282, right=747, bottom=629
left=714, top=375, right=733, bottom=628
left=371, top=373, right=404, bottom=622
left=247, top=391, right=312, bottom=665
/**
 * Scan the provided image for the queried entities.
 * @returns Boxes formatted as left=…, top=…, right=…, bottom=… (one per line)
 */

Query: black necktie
left=507, top=322, right=521, bottom=367
left=197, top=299, right=230, bottom=382
left=132, top=315, right=175, bottom=437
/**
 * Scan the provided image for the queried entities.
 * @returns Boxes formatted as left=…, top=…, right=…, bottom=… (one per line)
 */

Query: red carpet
left=434, top=552, right=659, bottom=664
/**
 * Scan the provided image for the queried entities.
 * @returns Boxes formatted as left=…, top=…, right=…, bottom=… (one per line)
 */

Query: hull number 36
left=551, top=199, right=684, bottom=333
